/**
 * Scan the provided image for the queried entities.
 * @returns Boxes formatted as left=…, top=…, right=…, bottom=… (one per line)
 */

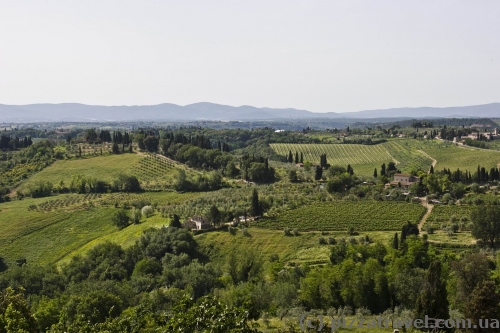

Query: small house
left=187, top=216, right=212, bottom=230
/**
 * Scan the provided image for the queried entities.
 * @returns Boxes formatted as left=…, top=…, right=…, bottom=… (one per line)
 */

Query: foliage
left=471, top=205, right=500, bottom=247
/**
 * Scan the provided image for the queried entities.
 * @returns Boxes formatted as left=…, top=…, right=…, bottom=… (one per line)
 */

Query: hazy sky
left=1, top=1, right=499, bottom=112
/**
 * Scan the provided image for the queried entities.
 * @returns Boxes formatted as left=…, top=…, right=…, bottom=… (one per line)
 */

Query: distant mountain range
left=0, top=102, right=499, bottom=122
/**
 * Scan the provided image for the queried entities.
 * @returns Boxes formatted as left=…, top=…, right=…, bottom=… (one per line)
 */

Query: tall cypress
left=251, top=189, right=260, bottom=216
left=392, top=232, right=399, bottom=250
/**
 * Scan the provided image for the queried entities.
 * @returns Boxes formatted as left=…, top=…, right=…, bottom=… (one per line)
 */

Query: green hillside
left=270, top=139, right=500, bottom=176
left=270, top=143, right=394, bottom=176
left=16, top=154, right=142, bottom=192
left=0, top=192, right=199, bottom=266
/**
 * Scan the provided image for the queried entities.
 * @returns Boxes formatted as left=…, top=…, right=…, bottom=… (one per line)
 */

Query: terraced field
left=256, top=201, right=426, bottom=231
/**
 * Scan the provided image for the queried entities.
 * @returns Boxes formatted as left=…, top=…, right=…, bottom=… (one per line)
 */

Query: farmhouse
left=184, top=216, right=212, bottom=230
left=387, top=173, right=420, bottom=189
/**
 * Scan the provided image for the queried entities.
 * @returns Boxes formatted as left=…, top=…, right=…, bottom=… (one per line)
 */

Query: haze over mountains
left=0, top=102, right=499, bottom=123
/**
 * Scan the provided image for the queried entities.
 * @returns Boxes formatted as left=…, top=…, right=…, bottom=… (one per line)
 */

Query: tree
left=380, top=163, right=386, bottom=176
left=401, top=221, right=419, bottom=243
left=471, top=205, right=500, bottom=247
left=464, top=280, right=500, bottom=333
left=225, top=161, right=239, bottom=178
left=288, top=170, right=298, bottom=183
left=392, top=232, right=399, bottom=250
left=373, top=168, right=377, bottom=178
left=143, top=136, right=159, bottom=152
left=415, top=261, right=449, bottom=321
left=314, top=166, right=323, bottom=180
left=141, top=205, right=154, bottom=218
left=113, top=209, right=130, bottom=229
left=429, top=164, right=434, bottom=174
left=0, top=287, right=37, bottom=333
left=251, top=189, right=260, bottom=216
left=450, top=253, right=491, bottom=313
left=208, top=205, right=221, bottom=227
left=84, top=128, right=98, bottom=144
left=170, top=214, right=182, bottom=228
left=163, top=295, right=260, bottom=333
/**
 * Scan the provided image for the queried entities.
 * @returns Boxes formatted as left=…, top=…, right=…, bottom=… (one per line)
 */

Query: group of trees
left=25, top=174, right=141, bottom=198
left=174, top=169, right=223, bottom=192
left=0, top=135, right=33, bottom=150
left=240, top=154, right=275, bottom=183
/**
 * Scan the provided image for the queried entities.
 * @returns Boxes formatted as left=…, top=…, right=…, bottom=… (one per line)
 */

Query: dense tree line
left=0, top=135, right=33, bottom=150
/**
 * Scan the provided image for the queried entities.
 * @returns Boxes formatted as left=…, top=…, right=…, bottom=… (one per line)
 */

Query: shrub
left=141, top=205, right=154, bottom=218
left=132, top=209, right=141, bottom=224
left=241, top=228, right=251, bottom=237
left=327, top=237, right=336, bottom=245
left=113, top=209, right=130, bottom=229
left=269, top=254, right=279, bottom=262
left=292, top=229, right=299, bottom=236
left=318, top=237, right=326, bottom=245
left=284, top=228, right=292, bottom=236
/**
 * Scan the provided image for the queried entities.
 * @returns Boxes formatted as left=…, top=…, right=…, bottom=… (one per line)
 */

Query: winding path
left=418, top=199, right=434, bottom=233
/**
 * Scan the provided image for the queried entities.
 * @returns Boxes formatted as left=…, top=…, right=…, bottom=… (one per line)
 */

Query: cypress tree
left=392, top=232, right=399, bottom=250
left=251, top=189, right=260, bottom=216
left=429, top=165, right=434, bottom=174
left=295, top=152, right=299, bottom=164
left=381, top=163, right=386, bottom=176
left=300, top=152, right=303, bottom=163
left=415, top=261, right=449, bottom=321
left=315, top=166, right=323, bottom=180
left=373, top=168, right=378, bottom=178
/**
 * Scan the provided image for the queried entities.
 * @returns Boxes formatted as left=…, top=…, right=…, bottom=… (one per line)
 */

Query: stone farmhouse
left=387, top=173, right=420, bottom=189
left=184, top=216, right=212, bottom=230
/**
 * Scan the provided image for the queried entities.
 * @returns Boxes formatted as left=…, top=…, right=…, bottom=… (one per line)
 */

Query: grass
left=256, top=201, right=426, bottom=231
left=0, top=192, right=200, bottom=267
left=197, top=228, right=332, bottom=269
left=419, top=140, right=500, bottom=172
left=16, top=154, right=143, bottom=192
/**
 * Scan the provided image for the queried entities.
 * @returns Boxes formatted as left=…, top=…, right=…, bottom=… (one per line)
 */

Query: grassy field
left=270, top=139, right=500, bottom=176
left=421, top=143, right=500, bottom=172
left=256, top=201, right=426, bottom=231
left=16, top=154, right=142, bottom=192
left=0, top=192, right=199, bottom=267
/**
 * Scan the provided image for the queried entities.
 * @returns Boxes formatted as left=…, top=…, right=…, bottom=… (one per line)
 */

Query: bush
left=284, top=228, right=292, bottom=236
left=269, top=254, right=279, bottom=262
left=113, top=209, right=130, bottom=229
left=327, top=237, right=336, bottom=245
left=318, top=237, right=326, bottom=245
left=141, top=205, right=154, bottom=218
left=292, top=229, right=299, bottom=236
left=132, top=209, right=141, bottom=224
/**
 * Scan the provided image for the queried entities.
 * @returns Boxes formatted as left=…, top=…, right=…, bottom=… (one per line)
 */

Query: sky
left=0, top=1, right=499, bottom=113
